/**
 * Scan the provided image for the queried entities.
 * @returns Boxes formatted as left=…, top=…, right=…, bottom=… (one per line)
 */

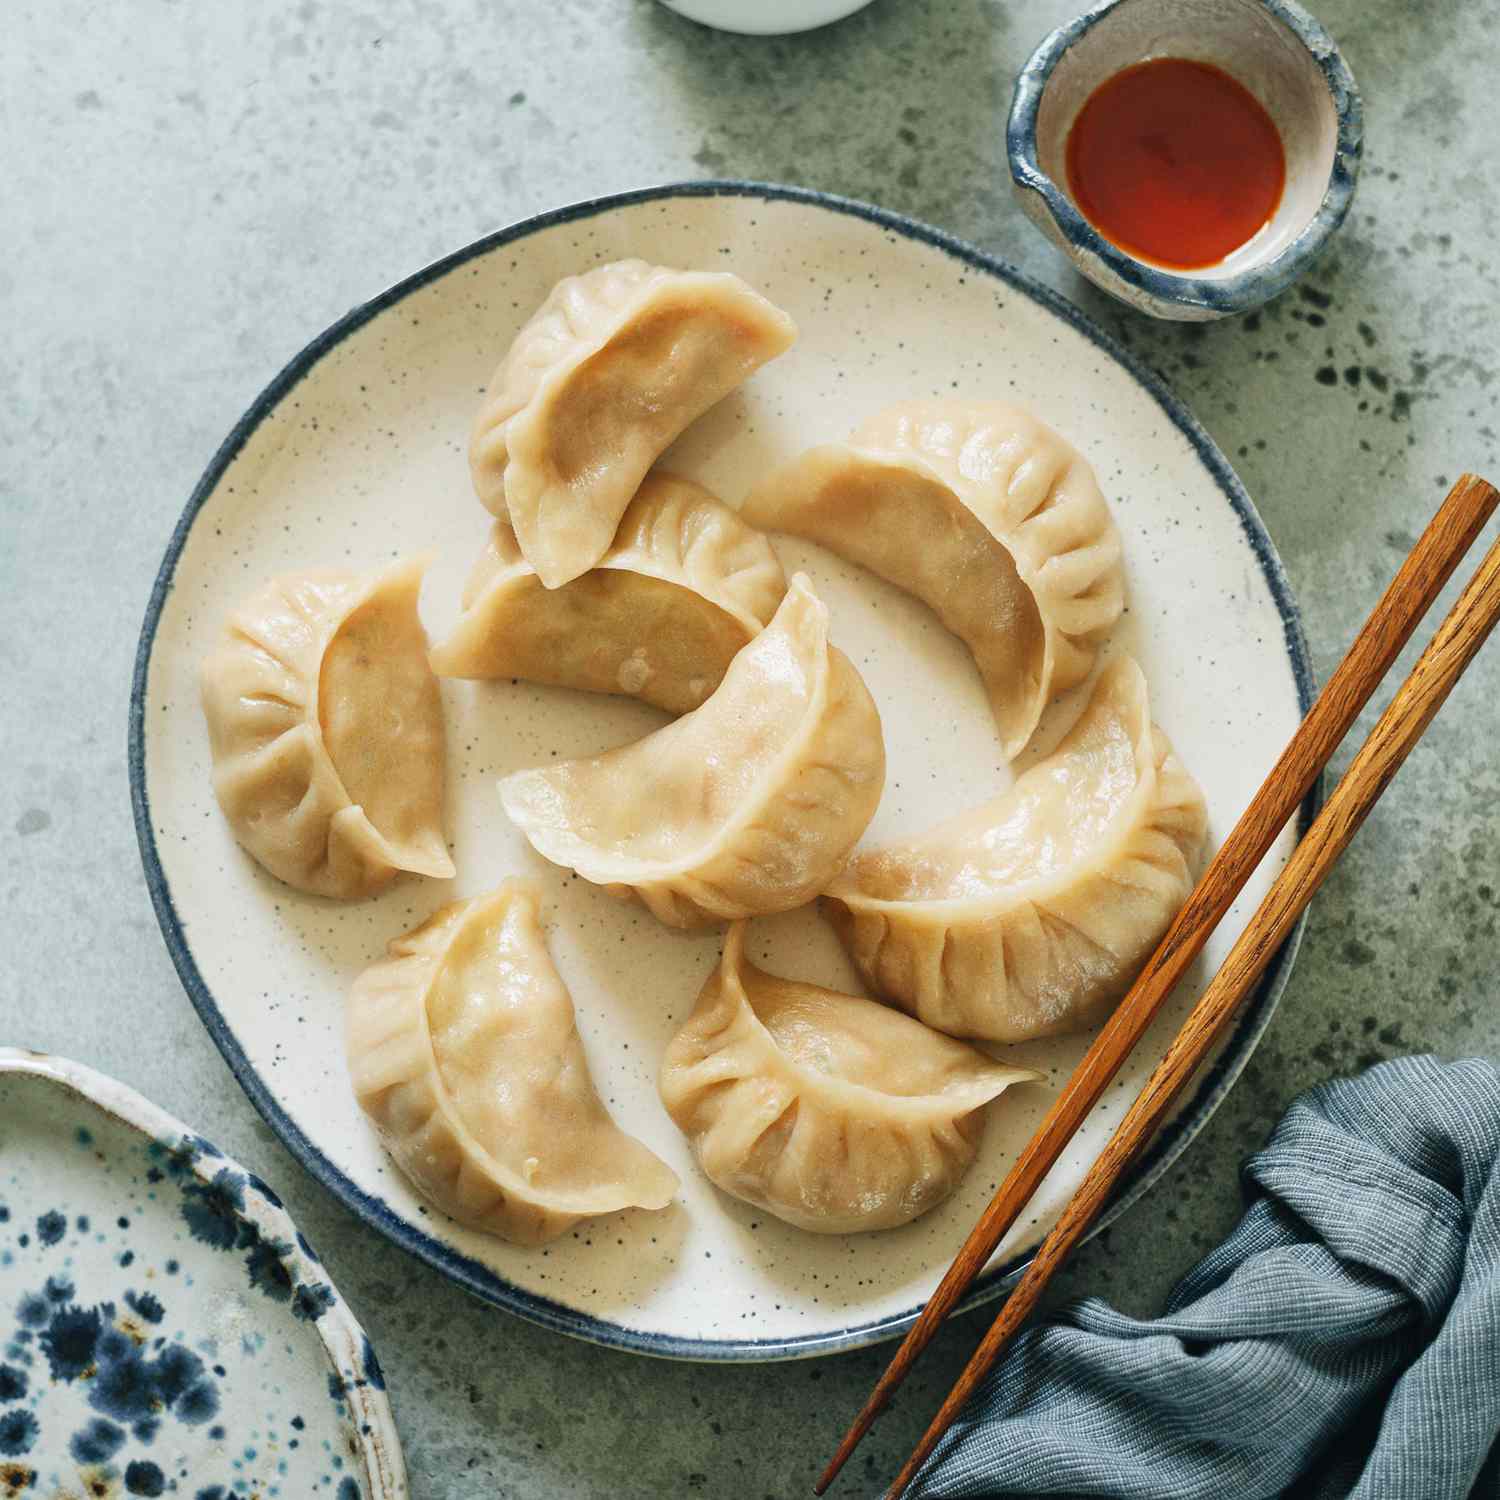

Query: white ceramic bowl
left=658, top=0, right=876, bottom=35
left=1008, top=0, right=1362, bottom=320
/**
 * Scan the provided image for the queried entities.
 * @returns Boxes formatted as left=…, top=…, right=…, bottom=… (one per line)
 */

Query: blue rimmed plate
left=130, top=182, right=1314, bottom=1360
left=0, top=1049, right=405, bottom=1495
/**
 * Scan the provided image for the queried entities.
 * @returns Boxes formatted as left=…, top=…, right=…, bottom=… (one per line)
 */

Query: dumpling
left=499, top=574, right=885, bottom=929
left=470, top=260, right=798, bottom=588
left=200, top=556, right=454, bottom=900
left=824, top=656, right=1207, bottom=1043
left=346, top=881, right=679, bottom=1247
left=659, top=924, right=1039, bottom=1233
left=742, top=399, right=1125, bottom=758
left=430, top=471, right=787, bottom=714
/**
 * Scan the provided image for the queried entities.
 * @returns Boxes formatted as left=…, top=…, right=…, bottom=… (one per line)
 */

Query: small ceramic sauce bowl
left=1008, top=0, right=1362, bottom=321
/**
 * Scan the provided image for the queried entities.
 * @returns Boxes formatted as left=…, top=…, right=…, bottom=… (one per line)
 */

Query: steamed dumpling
left=742, top=400, right=1125, bottom=758
left=500, top=575, right=885, bottom=929
left=659, top=924, right=1039, bottom=1233
left=471, top=260, right=798, bottom=588
left=430, top=472, right=787, bottom=714
left=346, top=881, right=679, bottom=1247
left=200, top=556, right=454, bottom=900
left=824, top=656, right=1207, bottom=1043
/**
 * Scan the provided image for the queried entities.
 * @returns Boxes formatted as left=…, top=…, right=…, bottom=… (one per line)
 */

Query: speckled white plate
left=0, top=1049, right=405, bottom=1496
left=130, top=183, right=1314, bottom=1360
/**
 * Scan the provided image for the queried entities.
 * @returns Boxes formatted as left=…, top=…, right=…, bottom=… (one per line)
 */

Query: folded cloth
left=911, top=1056, right=1500, bottom=1500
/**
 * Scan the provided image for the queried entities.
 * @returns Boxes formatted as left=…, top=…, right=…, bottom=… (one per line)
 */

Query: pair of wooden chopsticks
left=818, top=473, right=1500, bottom=1500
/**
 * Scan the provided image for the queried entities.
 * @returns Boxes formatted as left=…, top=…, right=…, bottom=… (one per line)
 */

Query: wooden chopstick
left=882, top=528, right=1500, bottom=1500
left=817, top=473, right=1500, bottom=1496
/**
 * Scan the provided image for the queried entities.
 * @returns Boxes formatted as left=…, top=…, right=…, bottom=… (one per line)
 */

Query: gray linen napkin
left=910, top=1055, right=1500, bottom=1499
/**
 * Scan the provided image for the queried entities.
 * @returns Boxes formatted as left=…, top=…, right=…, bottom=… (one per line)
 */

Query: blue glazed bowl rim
left=128, top=178, right=1319, bottom=1362
left=0, top=1047, right=406, bottom=1492
left=1007, top=0, right=1364, bottom=316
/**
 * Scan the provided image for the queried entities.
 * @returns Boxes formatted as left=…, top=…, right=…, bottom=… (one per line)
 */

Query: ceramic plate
left=0, top=1050, right=405, bottom=1496
left=130, top=183, right=1313, bottom=1360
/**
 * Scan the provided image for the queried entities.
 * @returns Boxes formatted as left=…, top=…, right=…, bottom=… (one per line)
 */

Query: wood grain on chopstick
left=815, top=473, right=1499, bottom=1496
left=884, top=530, right=1500, bottom=1500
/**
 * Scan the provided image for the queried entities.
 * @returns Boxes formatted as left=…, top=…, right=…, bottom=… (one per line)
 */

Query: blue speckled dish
left=1008, top=0, right=1363, bottom=320
left=0, top=1051, right=405, bottom=1498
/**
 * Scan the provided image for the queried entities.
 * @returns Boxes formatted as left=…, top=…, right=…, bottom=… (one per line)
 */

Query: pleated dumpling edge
left=498, top=573, right=885, bottom=929
left=659, top=923, right=1040, bottom=1234
left=743, top=398, right=1124, bottom=759
left=824, top=654, right=1208, bottom=1044
left=470, top=259, right=798, bottom=588
left=200, top=554, right=453, bottom=900
left=430, top=471, right=787, bottom=714
left=346, top=880, right=679, bottom=1247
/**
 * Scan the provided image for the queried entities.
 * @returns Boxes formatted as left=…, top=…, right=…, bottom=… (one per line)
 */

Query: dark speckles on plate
left=148, top=1344, right=216, bottom=1421
left=70, top=1417, right=126, bottom=1465
left=179, top=1169, right=247, bottom=1250
left=14, top=1296, right=47, bottom=1330
left=0, top=1411, right=37, bottom=1457
left=359, top=1335, right=384, bottom=1391
left=246, top=1174, right=282, bottom=1210
left=123, top=1291, right=163, bottom=1325
left=146, top=1140, right=196, bottom=1181
left=0, top=1463, right=35, bottom=1496
left=39, top=1303, right=102, bottom=1382
left=123, top=1459, right=166, bottom=1496
left=244, top=1238, right=294, bottom=1302
left=291, top=1283, right=334, bottom=1322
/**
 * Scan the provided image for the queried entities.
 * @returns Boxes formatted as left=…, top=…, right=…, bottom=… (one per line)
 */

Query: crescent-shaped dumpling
left=659, top=924, right=1039, bottom=1233
left=346, top=881, right=679, bottom=1247
left=430, top=472, right=787, bottom=714
left=471, top=260, right=798, bottom=588
left=200, top=556, right=454, bottom=900
left=499, top=574, right=885, bottom=930
left=823, top=656, right=1207, bottom=1043
left=742, top=399, right=1125, bottom=758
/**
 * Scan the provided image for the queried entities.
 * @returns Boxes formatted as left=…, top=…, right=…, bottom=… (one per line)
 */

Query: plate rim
left=128, top=178, right=1318, bottom=1362
left=0, top=1046, right=407, bottom=1494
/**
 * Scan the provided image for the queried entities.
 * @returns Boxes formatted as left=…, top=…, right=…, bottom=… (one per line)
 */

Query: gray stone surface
left=3, top=1, right=1496, bottom=1495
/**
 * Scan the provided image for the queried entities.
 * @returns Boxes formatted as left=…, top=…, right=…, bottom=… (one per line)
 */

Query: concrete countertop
left=4, top=1, right=1496, bottom=1494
